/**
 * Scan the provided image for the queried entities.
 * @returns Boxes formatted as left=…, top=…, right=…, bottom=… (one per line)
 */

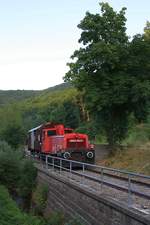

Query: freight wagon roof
left=28, top=125, right=42, bottom=132
left=28, top=122, right=56, bottom=133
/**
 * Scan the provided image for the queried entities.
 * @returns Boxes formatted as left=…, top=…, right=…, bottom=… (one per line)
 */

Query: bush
left=32, top=184, right=49, bottom=216
left=0, top=148, right=21, bottom=193
left=0, top=185, right=44, bottom=225
left=0, top=140, right=12, bottom=152
left=46, top=211, right=65, bottom=225
left=18, top=159, right=38, bottom=211
left=1, top=123, right=25, bottom=149
left=124, top=123, right=150, bottom=146
left=0, top=141, right=37, bottom=211
left=19, top=159, right=37, bottom=198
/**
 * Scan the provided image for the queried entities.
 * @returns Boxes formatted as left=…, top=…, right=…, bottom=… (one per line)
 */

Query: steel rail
left=66, top=169, right=150, bottom=200
left=87, top=168, right=150, bottom=188
left=30, top=154, right=150, bottom=206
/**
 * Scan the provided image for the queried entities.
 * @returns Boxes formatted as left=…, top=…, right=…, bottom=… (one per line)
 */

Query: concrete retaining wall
left=37, top=167, right=150, bottom=225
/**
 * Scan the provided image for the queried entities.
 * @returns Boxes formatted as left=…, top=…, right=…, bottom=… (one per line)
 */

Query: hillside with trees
left=0, top=83, right=71, bottom=107
left=0, top=2, right=150, bottom=224
left=0, top=90, right=41, bottom=106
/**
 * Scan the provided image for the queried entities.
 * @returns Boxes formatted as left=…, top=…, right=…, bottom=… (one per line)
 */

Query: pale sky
left=0, top=0, right=150, bottom=90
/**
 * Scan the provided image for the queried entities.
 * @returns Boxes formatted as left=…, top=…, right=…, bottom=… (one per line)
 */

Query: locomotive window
left=65, top=129, right=73, bottom=134
left=47, top=130, right=56, bottom=136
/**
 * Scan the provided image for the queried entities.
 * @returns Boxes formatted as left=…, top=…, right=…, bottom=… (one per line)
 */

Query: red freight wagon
left=28, top=122, right=95, bottom=163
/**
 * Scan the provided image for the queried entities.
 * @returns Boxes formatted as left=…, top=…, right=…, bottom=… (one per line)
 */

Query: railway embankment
left=36, top=165, right=150, bottom=225
left=97, top=143, right=150, bottom=175
left=94, top=144, right=111, bottom=162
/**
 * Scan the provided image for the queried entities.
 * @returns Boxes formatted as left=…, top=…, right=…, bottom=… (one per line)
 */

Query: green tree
left=144, top=21, right=150, bottom=39
left=127, top=34, right=150, bottom=123
left=0, top=149, right=21, bottom=193
left=19, top=160, right=37, bottom=210
left=0, top=140, right=12, bottom=152
left=40, top=100, right=80, bottom=129
left=1, top=123, right=25, bottom=148
left=0, top=141, right=38, bottom=206
left=63, top=100, right=80, bottom=128
left=64, top=2, right=150, bottom=146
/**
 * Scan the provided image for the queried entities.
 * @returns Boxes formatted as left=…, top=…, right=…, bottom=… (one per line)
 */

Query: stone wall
left=37, top=167, right=150, bottom=225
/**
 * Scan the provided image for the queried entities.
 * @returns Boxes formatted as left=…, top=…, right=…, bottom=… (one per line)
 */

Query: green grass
left=101, top=143, right=150, bottom=175
left=123, top=123, right=150, bottom=146
left=97, top=124, right=150, bottom=175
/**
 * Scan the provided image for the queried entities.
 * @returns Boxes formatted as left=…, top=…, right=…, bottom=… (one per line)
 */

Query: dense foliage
left=0, top=141, right=84, bottom=225
left=0, top=184, right=84, bottom=225
left=1, top=124, right=25, bottom=148
left=32, top=184, right=49, bottom=216
left=64, top=2, right=150, bottom=146
left=0, top=185, right=44, bottom=225
left=0, top=141, right=37, bottom=204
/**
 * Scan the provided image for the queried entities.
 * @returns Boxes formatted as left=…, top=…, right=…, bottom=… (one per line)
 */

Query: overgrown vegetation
left=124, top=123, right=150, bottom=146
left=0, top=185, right=44, bottom=225
left=0, top=141, right=37, bottom=205
left=32, top=184, right=49, bottom=216
left=0, top=141, right=84, bottom=224
left=0, top=184, right=84, bottom=225
left=102, top=143, right=150, bottom=175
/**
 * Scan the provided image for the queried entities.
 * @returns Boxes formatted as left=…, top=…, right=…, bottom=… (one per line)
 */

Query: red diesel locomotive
left=28, top=122, right=94, bottom=163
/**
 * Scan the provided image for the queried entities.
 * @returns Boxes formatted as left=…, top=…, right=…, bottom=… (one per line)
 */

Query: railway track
left=87, top=167, right=150, bottom=188
left=59, top=167, right=150, bottom=200
left=31, top=155, right=150, bottom=213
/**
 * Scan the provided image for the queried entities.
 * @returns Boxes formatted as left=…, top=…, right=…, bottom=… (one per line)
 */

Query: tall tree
left=64, top=2, right=150, bottom=146
left=144, top=21, right=150, bottom=39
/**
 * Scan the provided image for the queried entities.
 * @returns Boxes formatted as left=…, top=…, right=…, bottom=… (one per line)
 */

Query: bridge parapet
left=37, top=166, right=150, bottom=225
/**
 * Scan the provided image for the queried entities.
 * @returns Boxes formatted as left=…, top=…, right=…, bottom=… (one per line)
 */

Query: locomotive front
left=62, top=132, right=95, bottom=163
